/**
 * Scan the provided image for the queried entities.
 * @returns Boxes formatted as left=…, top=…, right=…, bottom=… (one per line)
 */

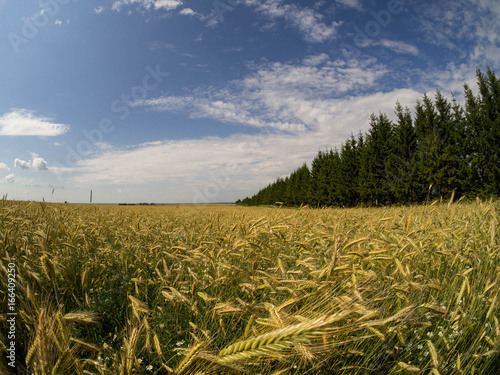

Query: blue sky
left=0, top=0, right=499, bottom=203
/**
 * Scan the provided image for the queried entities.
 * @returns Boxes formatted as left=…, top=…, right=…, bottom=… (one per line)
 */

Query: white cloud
left=241, top=0, right=340, bottom=42
left=153, top=0, right=182, bottom=10
left=336, top=0, right=363, bottom=10
left=176, top=7, right=221, bottom=27
left=0, top=162, right=9, bottom=171
left=14, top=158, right=31, bottom=170
left=407, top=0, right=500, bottom=94
left=32, top=157, right=49, bottom=171
left=415, top=0, right=500, bottom=65
left=111, top=0, right=182, bottom=12
left=415, top=62, right=478, bottom=97
left=54, top=19, right=62, bottom=26
left=469, top=0, right=500, bottom=64
left=13, top=156, right=49, bottom=171
left=94, top=6, right=104, bottom=14
left=302, top=53, right=330, bottom=66
left=224, top=47, right=244, bottom=52
left=179, top=8, right=195, bottom=16
left=0, top=109, right=69, bottom=136
left=136, top=95, right=306, bottom=132
left=377, top=40, right=419, bottom=56
left=148, top=41, right=175, bottom=50
left=5, top=174, right=14, bottom=183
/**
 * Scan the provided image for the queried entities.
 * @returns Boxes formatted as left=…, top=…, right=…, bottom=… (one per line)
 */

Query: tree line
left=236, top=67, right=500, bottom=207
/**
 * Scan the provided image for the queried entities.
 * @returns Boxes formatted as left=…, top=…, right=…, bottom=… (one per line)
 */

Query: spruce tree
left=308, top=150, right=329, bottom=206
left=464, top=83, right=484, bottom=195
left=362, top=113, right=394, bottom=205
left=450, top=94, right=469, bottom=197
left=388, top=102, right=417, bottom=203
left=433, top=90, right=457, bottom=199
left=476, top=67, right=500, bottom=196
left=296, top=164, right=311, bottom=205
left=339, top=135, right=360, bottom=206
left=414, top=94, right=438, bottom=200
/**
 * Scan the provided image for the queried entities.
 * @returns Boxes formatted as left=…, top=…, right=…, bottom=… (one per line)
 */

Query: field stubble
left=0, top=199, right=499, bottom=374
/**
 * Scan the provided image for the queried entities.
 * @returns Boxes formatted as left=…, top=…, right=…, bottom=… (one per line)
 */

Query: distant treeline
left=237, top=67, right=500, bottom=207
left=119, top=203, right=156, bottom=206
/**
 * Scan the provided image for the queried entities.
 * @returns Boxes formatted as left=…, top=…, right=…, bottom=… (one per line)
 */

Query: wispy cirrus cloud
left=111, top=0, right=183, bottom=12
left=133, top=95, right=306, bottom=133
left=0, top=109, right=69, bottom=136
left=414, top=0, right=500, bottom=61
left=117, top=0, right=338, bottom=39
left=133, top=57, right=387, bottom=133
left=407, top=0, right=500, bottom=94
left=177, top=7, right=223, bottom=28
left=469, top=0, right=500, bottom=63
left=377, top=40, right=419, bottom=56
left=240, top=0, right=340, bottom=42
left=336, top=0, right=364, bottom=10
left=148, top=41, right=175, bottom=50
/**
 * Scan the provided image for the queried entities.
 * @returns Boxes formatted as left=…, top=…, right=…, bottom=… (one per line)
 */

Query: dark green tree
left=449, top=94, right=469, bottom=197
left=413, top=93, right=439, bottom=200
left=476, top=67, right=500, bottom=196
left=284, top=164, right=311, bottom=206
left=432, top=90, right=460, bottom=199
left=464, top=82, right=484, bottom=195
left=339, top=135, right=361, bottom=206
left=308, top=150, right=330, bottom=206
left=387, top=102, right=418, bottom=203
left=360, top=113, right=394, bottom=205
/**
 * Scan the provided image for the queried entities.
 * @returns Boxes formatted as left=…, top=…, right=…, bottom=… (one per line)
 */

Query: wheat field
left=0, top=198, right=499, bottom=374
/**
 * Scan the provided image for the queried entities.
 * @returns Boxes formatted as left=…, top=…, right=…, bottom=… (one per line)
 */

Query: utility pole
left=90, top=190, right=93, bottom=203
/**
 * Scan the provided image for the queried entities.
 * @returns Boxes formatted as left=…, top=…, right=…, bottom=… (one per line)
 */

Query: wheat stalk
left=174, top=341, right=205, bottom=375
left=216, top=315, right=342, bottom=363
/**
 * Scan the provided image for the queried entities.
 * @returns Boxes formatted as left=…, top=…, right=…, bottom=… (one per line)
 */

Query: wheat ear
left=217, top=315, right=337, bottom=363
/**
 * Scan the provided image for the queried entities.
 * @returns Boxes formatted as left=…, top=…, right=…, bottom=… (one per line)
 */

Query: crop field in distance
left=0, top=198, right=499, bottom=374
